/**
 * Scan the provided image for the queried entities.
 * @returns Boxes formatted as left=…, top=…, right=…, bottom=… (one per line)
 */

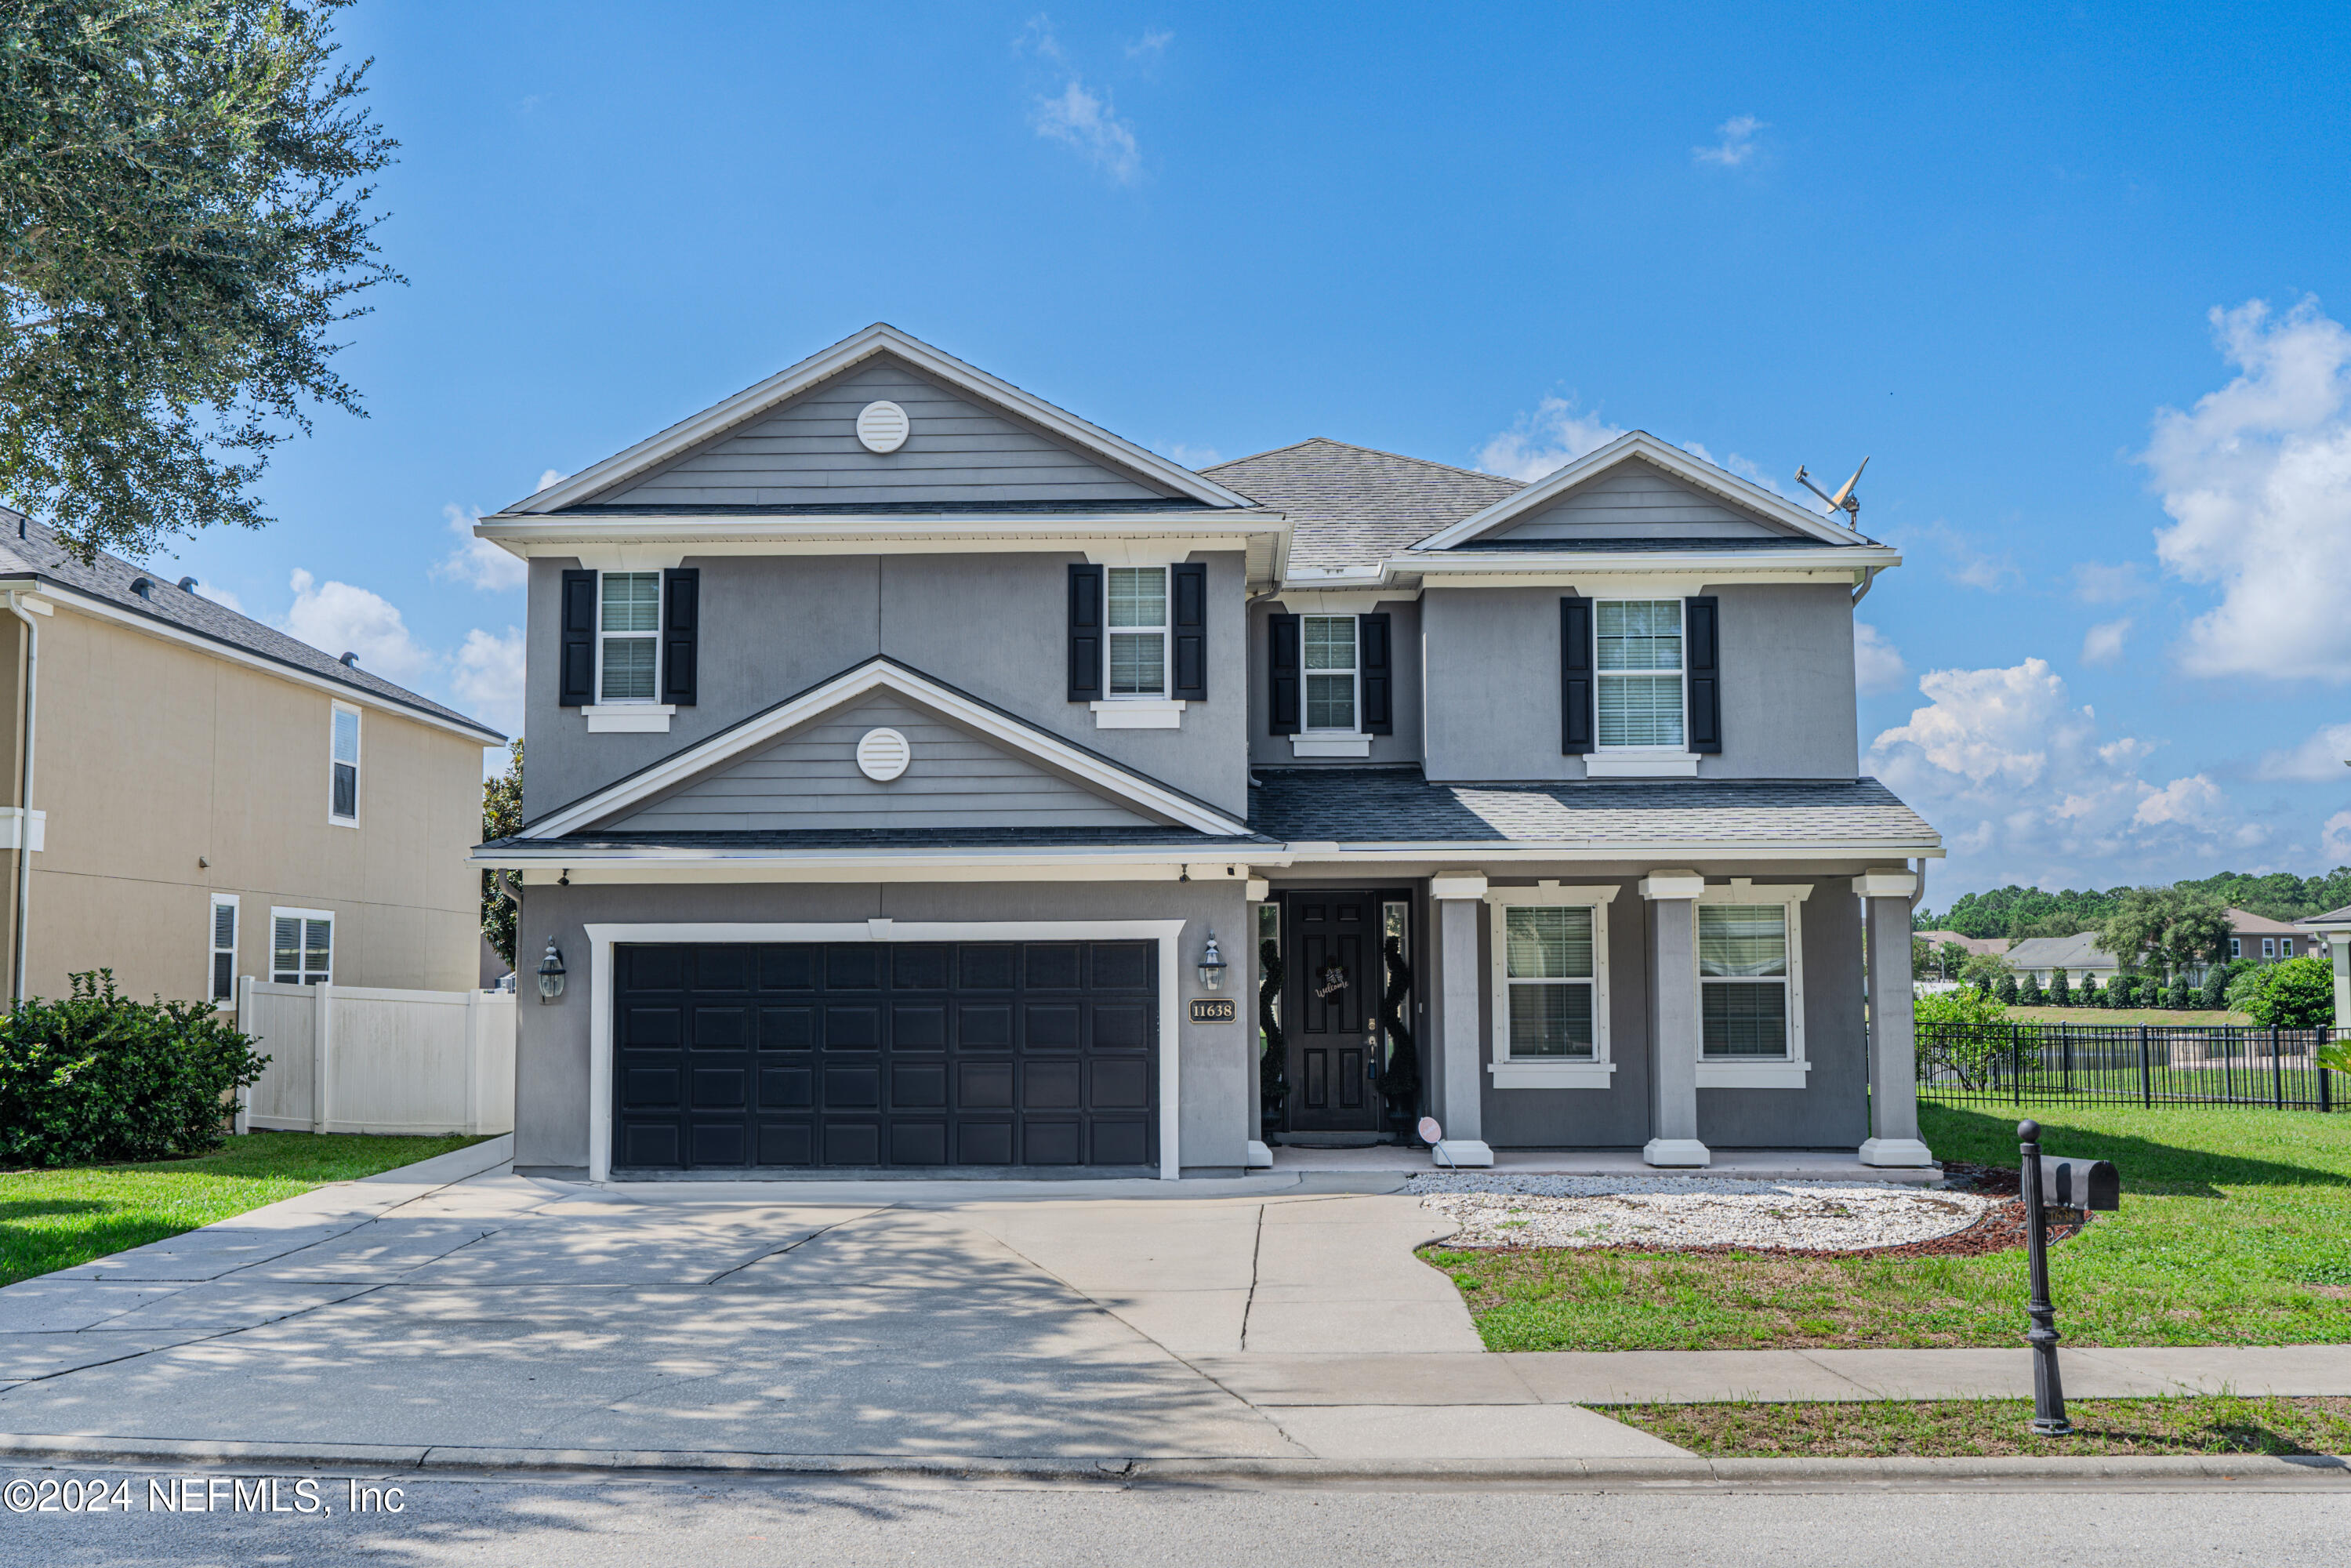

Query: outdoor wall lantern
left=1196, top=931, right=1228, bottom=991
left=536, top=938, right=568, bottom=1004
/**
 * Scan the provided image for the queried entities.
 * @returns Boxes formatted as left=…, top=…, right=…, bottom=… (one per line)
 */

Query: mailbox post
left=2016, top=1119, right=2121, bottom=1437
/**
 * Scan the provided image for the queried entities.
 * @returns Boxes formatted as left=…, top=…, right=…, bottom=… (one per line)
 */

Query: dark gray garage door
left=611, top=941, right=1158, bottom=1171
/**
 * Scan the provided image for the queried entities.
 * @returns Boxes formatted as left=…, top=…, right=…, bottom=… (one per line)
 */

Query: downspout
left=4, top=590, right=37, bottom=1005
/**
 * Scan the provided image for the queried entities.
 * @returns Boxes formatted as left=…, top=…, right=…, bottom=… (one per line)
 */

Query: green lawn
left=1611, top=1395, right=2351, bottom=1457
left=1429, top=1102, right=2351, bottom=1351
left=0, top=1131, right=488, bottom=1287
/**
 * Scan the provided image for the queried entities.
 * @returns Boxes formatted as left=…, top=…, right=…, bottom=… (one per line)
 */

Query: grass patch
left=1613, top=1395, right=2351, bottom=1457
left=1428, top=1102, right=2351, bottom=1351
left=2001, top=1007, right=2251, bottom=1025
left=0, top=1131, right=488, bottom=1287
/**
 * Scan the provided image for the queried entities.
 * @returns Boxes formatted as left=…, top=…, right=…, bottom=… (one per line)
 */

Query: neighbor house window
left=1701, top=904, right=1789, bottom=1058
left=1303, top=615, right=1357, bottom=731
left=1106, top=567, right=1167, bottom=697
left=271, top=909, right=333, bottom=985
left=329, top=703, right=361, bottom=824
left=1486, top=887, right=1616, bottom=1087
left=1596, top=600, right=1684, bottom=750
left=2262, top=938, right=2276, bottom=959
left=599, top=572, right=661, bottom=702
left=2281, top=938, right=2295, bottom=957
left=209, top=895, right=239, bottom=1004
left=2229, top=937, right=2242, bottom=959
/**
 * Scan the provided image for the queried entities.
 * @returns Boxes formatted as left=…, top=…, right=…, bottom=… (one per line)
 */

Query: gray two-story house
left=475, top=325, right=1941, bottom=1181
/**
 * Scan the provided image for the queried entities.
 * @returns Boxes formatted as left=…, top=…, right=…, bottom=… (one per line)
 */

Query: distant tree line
left=1919, top=869, right=2351, bottom=940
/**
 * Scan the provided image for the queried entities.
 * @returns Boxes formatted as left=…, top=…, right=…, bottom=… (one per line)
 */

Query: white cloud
left=1476, top=396, right=1625, bottom=482
left=1163, top=442, right=1221, bottom=468
left=535, top=469, right=566, bottom=493
left=433, top=503, right=528, bottom=593
left=1126, top=27, right=1172, bottom=59
left=2143, top=298, right=2351, bottom=681
left=2258, top=722, right=2351, bottom=781
left=1693, top=114, right=1766, bottom=169
left=1868, top=657, right=2248, bottom=886
left=2081, top=618, right=2132, bottom=666
left=450, top=626, right=526, bottom=735
left=1853, top=622, right=1907, bottom=695
left=1032, top=78, right=1141, bottom=183
left=1899, top=520, right=2018, bottom=591
left=2324, top=810, right=2351, bottom=862
left=2072, top=561, right=2151, bottom=604
left=279, top=569, right=434, bottom=682
left=193, top=582, right=243, bottom=614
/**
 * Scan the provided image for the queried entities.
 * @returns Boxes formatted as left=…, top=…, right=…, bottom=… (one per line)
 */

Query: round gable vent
left=855, top=401, right=910, bottom=454
left=855, top=727, right=911, bottom=782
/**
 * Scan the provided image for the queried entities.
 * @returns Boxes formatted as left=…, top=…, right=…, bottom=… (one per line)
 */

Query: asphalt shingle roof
left=2298, top=905, right=2351, bottom=927
left=1203, top=438, right=1522, bottom=569
left=2003, top=934, right=2117, bottom=971
left=1249, top=769, right=1939, bottom=850
left=0, top=513, right=502, bottom=739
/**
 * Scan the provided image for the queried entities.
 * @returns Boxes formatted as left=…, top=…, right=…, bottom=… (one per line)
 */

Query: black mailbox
left=2034, top=1156, right=2120, bottom=1213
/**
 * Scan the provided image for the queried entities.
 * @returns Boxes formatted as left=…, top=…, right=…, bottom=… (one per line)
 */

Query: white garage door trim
left=582, top=920, right=1188, bottom=1182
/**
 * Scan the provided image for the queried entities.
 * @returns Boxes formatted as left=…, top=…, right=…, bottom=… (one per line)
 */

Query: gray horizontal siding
left=611, top=696, right=1157, bottom=832
left=1490, top=459, right=1800, bottom=541
left=599, top=357, right=1172, bottom=508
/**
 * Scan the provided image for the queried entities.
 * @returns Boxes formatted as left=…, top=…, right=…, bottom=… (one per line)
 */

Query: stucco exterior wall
left=0, top=608, right=488, bottom=1003
left=1244, top=596, right=1424, bottom=768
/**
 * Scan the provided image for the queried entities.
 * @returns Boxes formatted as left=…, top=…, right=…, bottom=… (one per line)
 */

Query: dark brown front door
left=1283, top=892, right=1382, bottom=1132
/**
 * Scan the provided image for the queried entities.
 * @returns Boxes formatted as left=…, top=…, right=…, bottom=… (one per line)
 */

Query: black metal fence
left=1917, top=1020, right=2338, bottom=1111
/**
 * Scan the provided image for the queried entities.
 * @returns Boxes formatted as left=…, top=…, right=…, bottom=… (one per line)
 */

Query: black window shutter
left=1359, top=613, right=1393, bottom=735
left=1067, top=564, right=1104, bottom=701
left=1685, top=595, right=1721, bottom=753
left=1268, top=613, right=1301, bottom=735
left=661, top=568, right=699, bottom=706
left=1170, top=562, right=1208, bottom=701
left=559, top=569, right=597, bottom=707
left=1560, top=597, right=1594, bottom=753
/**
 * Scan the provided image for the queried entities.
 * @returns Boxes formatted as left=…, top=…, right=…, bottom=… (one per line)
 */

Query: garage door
left=611, top=941, right=1157, bottom=1171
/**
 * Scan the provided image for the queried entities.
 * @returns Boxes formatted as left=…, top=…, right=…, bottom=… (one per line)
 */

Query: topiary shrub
left=0, top=971, right=267, bottom=1167
left=2166, top=975, right=2193, bottom=1010
left=2200, top=962, right=2233, bottom=1011
left=2106, top=975, right=2135, bottom=1009
left=1995, top=972, right=2019, bottom=1006
left=2077, top=973, right=2099, bottom=1006
left=2049, top=968, right=2071, bottom=1007
left=2018, top=973, right=2044, bottom=1006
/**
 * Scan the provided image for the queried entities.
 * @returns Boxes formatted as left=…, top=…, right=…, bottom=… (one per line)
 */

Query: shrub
left=1915, top=987, right=2008, bottom=1025
left=2233, top=956, right=2335, bottom=1029
left=2077, top=973, right=2099, bottom=1005
left=2018, top=973, right=2044, bottom=1006
left=2106, top=975, right=2135, bottom=1008
left=1913, top=986, right=2027, bottom=1089
left=2165, top=975, right=2191, bottom=1010
left=2200, top=962, right=2233, bottom=1011
left=0, top=971, right=268, bottom=1167
left=2049, top=968, right=2071, bottom=1007
left=1994, top=972, right=2019, bottom=1005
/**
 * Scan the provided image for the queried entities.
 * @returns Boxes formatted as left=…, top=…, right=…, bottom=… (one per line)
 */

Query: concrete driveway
left=0, top=1141, right=1676, bottom=1465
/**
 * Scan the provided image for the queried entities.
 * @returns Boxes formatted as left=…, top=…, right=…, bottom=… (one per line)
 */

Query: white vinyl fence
left=234, top=979, right=516, bottom=1136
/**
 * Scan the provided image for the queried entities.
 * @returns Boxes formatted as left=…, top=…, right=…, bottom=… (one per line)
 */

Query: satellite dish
left=1793, top=456, right=1870, bottom=527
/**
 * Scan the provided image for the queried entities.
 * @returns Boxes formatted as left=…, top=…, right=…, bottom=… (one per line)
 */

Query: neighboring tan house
left=474, top=323, right=1942, bottom=1181
left=2003, top=933, right=2120, bottom=989
left=1915, top=931, right=2008, bottom=957
left=0, top=514, right=504, bottom=1006
left=2222, top=908, right=2309, bottom=965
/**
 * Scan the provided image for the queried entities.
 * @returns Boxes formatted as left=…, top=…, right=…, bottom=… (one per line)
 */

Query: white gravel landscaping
left=1407, top=1172, right=1999, bottom=1253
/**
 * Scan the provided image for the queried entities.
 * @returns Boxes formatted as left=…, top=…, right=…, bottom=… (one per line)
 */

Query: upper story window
left=600, top=572, right=662, bottom=702
left=329, top=703, right=361, bottom=825
left=1304, top=615, right=1357, bottom=731
left=1106, top=567, right=1167, bottom=698
left=1596, top=600, right=1683, bottom=750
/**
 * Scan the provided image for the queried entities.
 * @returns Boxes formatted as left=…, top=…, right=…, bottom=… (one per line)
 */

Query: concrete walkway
left=1, top=1145, right=2343, bottom=1469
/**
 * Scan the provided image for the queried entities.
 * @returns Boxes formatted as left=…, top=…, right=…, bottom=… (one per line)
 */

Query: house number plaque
left=1188, top=998, right=1238, bottom=1024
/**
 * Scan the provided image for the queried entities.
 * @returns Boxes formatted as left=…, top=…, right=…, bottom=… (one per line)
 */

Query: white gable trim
left=1410, top=433, right=1872, bottom=551
left=514, top=324, right=1254, bottom=516
left=521, top=659, right=1250, bottom=840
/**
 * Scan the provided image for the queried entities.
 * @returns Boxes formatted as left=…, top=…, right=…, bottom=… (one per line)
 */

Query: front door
left=1283, top=891, right=1383, bottom=1133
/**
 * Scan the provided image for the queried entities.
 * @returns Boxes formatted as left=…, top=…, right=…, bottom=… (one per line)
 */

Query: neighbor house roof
left=2002, top=933, right=2117, bottom=972
left=1248, top=770, right=1939, bottom=855
left=1916, top=930, right=2010, bottom=957
left=2225, top=907, right=2306, bottom=937
left=0, top=514, right=502, bottom=742
left=1203, top=439, right=1522, bottom=570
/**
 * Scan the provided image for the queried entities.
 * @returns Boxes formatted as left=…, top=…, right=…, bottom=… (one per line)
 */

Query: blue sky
left=141, top=2, right=2351, bottom=905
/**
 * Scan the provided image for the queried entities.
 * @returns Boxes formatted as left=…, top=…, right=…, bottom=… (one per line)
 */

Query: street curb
left=0, top=1436, right=2344, bottom=1488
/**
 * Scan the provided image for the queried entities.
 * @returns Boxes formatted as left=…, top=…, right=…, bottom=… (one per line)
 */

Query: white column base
left=1246, top=1140, right=1273, bottom=1170
left=1643, top=1138, right=1712, bottom=1168
left=1859, top=1137, right=1936, bottom=1168
left=1430, top=1138, right=1494, bottom=1168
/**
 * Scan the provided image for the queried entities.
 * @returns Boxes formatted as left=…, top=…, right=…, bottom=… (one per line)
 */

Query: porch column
left=1429, top=871, right=1493, bottom=1165
left=1639, top=870, right=1709, bottom=1167
left=1856, top=869, right=1934, bottom=1167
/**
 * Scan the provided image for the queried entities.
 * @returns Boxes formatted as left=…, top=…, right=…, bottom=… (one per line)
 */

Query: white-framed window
left=2262, top=938, right=2277, bottom=959
left=209, top=895, right=239, bottom=1004
left=270, top=908, right=333, bottom=986
left=2280, top=938, right=2295, bottom=957
left=599, top=572, right=662, bottom=702
left=1486, top=884, right=1618, bottom=1088
left=2230, top=937, right=2242, bottom=959
left=1105, top=566, right=1168, bottom=699
left=1596, top=599, right=1684, bottom=750
left=328, top=702, right=361, bottom=826
left=1693, top=880, right=1811, bottom=1089
left=1303, top=614, right=1358, bottom=732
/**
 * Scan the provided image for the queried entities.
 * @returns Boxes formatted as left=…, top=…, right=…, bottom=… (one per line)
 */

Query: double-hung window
left=599, top=572, right=661, bottom=702
left=2262, top=938, right=2277, bottom=959
left=271, top=909, right=333, bottom=986
left=328, top=704, right=361, bottom=825
left=1596, top=600, right=1684, bottom=750
left=1695, top=881, right=1810, bottom=1088
left=209, top=895, right=239, bottom=1004
left=2229, top=937, right=2242, bottom=959
left=1486, top=887, right=1616, bottom=1087
left=2281, top=938, right=2295, bottom=957
left=1304, top=615, right=1358, bottom=731
left=1106, top=567, right=1167, bottom=698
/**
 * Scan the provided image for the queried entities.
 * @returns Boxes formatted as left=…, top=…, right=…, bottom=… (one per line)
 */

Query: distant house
left=2004, top=933, right=2119, bottom=989
left=1915, top=930, right=2009, bottom=958
left=2222, top=908, right=2309, bottom=964
left=2001, top=908, right=2312, bottom=993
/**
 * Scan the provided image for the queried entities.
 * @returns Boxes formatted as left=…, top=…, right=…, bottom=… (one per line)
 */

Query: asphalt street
left=2, top=1465, right=2346, bottom=1567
